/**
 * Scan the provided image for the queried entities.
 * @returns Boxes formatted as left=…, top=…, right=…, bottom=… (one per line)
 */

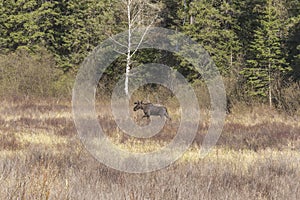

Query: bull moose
left=133, top=101, right=171, bottom=120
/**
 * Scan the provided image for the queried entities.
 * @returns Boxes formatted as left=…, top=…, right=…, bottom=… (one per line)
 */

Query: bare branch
left=106, top=34, right=128, bottom=49
left=131, top=6, right=143, bottom=25
left=113, top=49, right=127, bottom=56
left=130, top=26, right=139, bottom=34
left=130, top=14, right=158, bottom=57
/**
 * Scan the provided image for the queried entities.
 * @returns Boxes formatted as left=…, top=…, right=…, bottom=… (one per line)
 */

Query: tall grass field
left=0, top=98, right=299, bottom=199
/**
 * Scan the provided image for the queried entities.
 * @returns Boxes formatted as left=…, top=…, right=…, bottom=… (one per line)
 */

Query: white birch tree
left=115, top=0, right=162, bottom=96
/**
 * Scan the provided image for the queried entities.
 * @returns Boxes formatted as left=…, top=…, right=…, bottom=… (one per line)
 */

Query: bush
left=276, top=81, right=300, bottom=114
left=0, top=47, right=73, bottom=98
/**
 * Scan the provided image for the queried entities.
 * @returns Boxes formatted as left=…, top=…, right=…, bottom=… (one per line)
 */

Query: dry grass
left=0, top=98, right=299, bottom=199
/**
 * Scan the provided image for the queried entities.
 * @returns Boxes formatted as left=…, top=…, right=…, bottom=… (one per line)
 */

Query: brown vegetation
left=0, top=98, right=299, bottom=199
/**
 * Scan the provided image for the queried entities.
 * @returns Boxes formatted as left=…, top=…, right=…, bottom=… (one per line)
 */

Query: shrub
left=0, top=47, right=73, bottom=98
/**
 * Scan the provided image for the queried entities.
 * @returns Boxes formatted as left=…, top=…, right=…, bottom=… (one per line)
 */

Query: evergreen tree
left=234, top=0, right=265, bottom=49
left=242, top=0, right=291, bottom=107
left=0, top=0, right=46, bottom=51
left=179, top=0, right=241, bottom=76
left=46, top=0, right=118, bottom=71
left=159, top=0, right=181, bottom=28
left=285, top=0, right=300, bottom=79
left=0, top=0, right=118, bottom=71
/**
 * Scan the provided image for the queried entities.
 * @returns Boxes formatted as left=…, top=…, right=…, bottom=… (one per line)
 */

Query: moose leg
left=142, top=115, right=150, bottom=119
left=164, top=112, right=171, bottom=121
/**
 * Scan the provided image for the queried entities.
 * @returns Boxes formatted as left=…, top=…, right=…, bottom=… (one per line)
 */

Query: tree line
left=0, top=0, right=299, bottom=111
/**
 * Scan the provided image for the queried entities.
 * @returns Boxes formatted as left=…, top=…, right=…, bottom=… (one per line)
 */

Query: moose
left=133, top=101, right=171, bottom=120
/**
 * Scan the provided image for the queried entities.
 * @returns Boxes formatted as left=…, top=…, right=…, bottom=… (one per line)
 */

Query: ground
left=0, top=98, right=299, bottom=199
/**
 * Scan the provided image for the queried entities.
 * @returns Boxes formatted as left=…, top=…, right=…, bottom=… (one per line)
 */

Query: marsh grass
left=0, top=98, right=299, bottom=199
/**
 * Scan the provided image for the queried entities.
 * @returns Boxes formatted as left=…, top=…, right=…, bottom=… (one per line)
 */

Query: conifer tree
left=242, top=0, right=291, bottom=107
left=179, top=0, right=241, bottom=75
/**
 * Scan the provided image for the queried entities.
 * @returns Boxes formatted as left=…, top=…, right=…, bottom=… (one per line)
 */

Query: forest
left=0, top=0, right=299, bottom=112
left=1, top=1, right=300, bottom=199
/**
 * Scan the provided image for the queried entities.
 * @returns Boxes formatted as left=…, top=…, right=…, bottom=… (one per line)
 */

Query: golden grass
left=228, top=105, right=300, bottom=127
left=4, top=128, right=300, bottom=166
left=0, top=99, right=300, bottom=199
left=16, top=131, right=68, bottom=146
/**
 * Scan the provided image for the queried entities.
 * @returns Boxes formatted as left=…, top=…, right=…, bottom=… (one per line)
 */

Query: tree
left=159, top=0, right=181, bottom=28
left=234, top=0, right=265, bottom=50
left=242, top=0, right=291, bottom=107
left=0, top=0, right=118, bottom=71
left=0, top=0, right=48, bottom=51
left=112, top=0, right=162, bottom=96
left=179, top=0, right=241, bottom=76
left=47, top=0, right=118, bottom=71
left=285, top=0, right=300, bottom=80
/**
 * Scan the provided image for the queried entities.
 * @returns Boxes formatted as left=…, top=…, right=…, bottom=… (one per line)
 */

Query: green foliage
left=242, top=0, right=291, bottom=103
left=159, top=0, right=181, bottom=28
left=0, top=0, right=44, bottom=50
left=0, top=0, right=118, bottom=71
left=285, top=1, right=300, bottom=79
left=234, top=0, right=265, bottom=49
left=47, top=0, right=119, bottom=71
left=179, top=0, right=241, bottom=75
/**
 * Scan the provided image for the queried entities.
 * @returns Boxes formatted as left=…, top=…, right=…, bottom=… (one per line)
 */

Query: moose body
left=133, top=101, right=171, bottom=120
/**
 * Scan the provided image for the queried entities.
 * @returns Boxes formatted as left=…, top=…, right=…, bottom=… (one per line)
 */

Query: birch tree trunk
left=124, top=0, right=132, bottom=96
left=121, top=0, right=161, bottom=97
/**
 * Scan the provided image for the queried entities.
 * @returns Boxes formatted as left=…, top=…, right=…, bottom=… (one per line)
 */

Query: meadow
left=0, top=98, right=299, bottom=199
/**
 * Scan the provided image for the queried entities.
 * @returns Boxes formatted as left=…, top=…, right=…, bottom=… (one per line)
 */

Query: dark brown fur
left=133, top=101, right=171, bottom=120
